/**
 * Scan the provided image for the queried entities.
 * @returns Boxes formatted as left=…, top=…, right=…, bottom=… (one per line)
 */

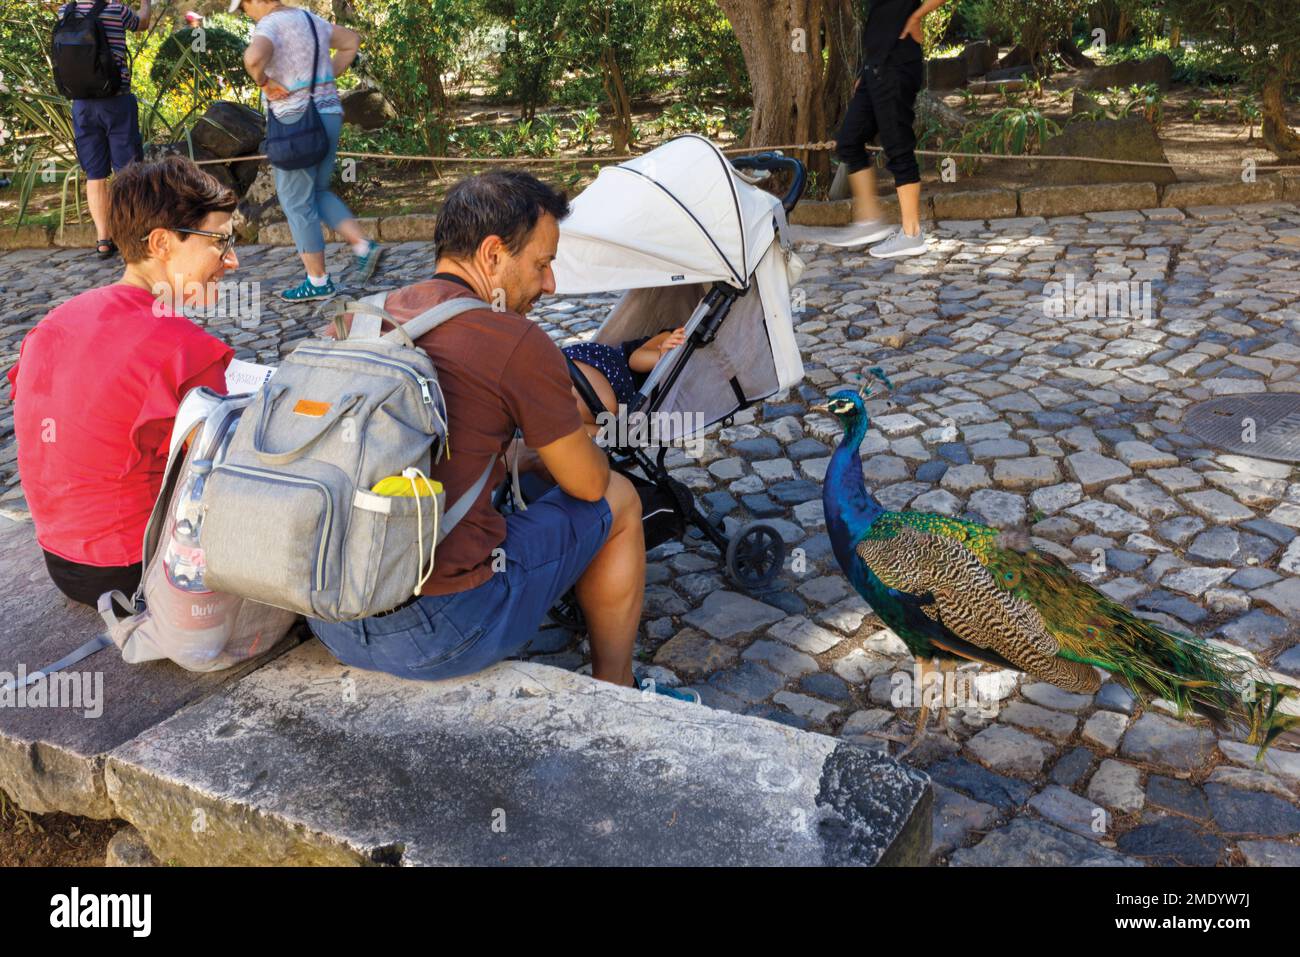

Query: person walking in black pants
left=825, top=0, right=949, bottom=258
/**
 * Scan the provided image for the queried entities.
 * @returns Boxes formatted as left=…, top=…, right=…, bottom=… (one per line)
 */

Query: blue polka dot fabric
left=562, top=336, right=654, bottom=409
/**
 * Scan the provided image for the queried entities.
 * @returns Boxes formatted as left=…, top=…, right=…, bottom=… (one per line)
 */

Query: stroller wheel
left=548, top=589, right=586, bottom=633
left=725, top=523, right=785, bottom=591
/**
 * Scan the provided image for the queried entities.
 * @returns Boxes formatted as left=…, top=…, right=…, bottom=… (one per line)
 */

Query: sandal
left=95, top=239, right=118, bottom=260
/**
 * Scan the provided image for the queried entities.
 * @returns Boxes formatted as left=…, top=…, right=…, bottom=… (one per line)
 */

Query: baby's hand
left=659, top=327, right=687, bottom=353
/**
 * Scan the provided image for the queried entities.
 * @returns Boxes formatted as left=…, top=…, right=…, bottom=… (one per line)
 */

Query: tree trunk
left=600, top=47, right=634, bottom=153
left=1261, top=64, right=1300, bottom=160
left=717, top=0, right=857, bottom=184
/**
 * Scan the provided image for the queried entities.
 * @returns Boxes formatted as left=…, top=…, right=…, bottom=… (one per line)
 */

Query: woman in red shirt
left=8, top=155, right=239, bottom=605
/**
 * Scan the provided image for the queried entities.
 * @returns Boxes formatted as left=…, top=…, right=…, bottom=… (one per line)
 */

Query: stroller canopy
left=553, top=135, right=785, bottom=294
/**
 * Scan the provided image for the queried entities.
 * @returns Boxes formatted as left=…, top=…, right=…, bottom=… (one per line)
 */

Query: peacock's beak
left=810, top=402, right=829, bottom=414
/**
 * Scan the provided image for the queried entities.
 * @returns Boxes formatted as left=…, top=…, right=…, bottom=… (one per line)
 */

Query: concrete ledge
left=0, top=224, right=54, bottom=249
left=378, top=212, right=437, bottom=242
left=52, top=222, right=97, bottom=248
left=8, top=180, right=1297, bottom=250
left=0, top=518, right=302, bottom=818
left=932, top=187, right=1017, bottom=220
left=105, top=642, right=933, bottom=866
left=1161, top=177, right=1281, bottom=208
left=1019, top=182, right=1158, bottom=217
left=788, top=199, right=852, bottom=227
left=255, top=221, right=294, bottom=246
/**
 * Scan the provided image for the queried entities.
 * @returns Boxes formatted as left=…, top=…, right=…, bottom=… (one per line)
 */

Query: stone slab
left=0, top=519, right=300, bottom=818
left=105, top=643, right=933, bottom=866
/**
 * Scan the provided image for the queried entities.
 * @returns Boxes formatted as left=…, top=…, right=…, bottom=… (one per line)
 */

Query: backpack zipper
left=294, top=347, right=441, bottom=425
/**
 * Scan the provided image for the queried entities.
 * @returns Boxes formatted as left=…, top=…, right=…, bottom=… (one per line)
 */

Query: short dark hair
left=108, top=155, right=238, bottom=264
left=434, top=170, right=570, bottom=260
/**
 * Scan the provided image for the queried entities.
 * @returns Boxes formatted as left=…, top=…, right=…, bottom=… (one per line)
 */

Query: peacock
left=817, top=366, right=1299, bottom=759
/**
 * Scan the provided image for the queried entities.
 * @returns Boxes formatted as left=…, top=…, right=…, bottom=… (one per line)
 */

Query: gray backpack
left=198, top=294, right=500, bottom=621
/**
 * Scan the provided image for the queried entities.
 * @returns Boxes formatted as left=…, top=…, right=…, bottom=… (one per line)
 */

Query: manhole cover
left=1183, top=394, right=1300, bottom=463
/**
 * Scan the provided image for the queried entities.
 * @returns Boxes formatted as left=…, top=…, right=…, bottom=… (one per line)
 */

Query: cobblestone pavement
left=4, top=202, right=1300, bottom=865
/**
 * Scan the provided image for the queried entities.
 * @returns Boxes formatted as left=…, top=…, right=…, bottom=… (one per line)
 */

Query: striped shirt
left=254, top=8, right=343, bottom=121
left=59, top=2, right=141, bottom=90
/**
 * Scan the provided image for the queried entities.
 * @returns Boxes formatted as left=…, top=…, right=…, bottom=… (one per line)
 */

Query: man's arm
left=133, top=0, right=151, bottom=31
left=329, top=24, right=361, bottom=77
left=534, top=427, right=611, bottom=503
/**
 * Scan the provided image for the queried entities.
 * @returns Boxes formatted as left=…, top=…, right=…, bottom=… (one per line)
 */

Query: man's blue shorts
left=308, top=485, right=613, bottom=681
left=72, top=94, right=143, bottom=180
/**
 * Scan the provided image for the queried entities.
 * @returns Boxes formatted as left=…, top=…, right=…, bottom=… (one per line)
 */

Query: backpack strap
left=440, top=455, right=498, bottom=539
left=389, top=296, right=490, bottom=343
left=0, top=633, right=113, bottom=692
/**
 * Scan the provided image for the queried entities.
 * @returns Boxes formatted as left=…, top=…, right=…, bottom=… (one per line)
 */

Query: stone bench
left=1, top=517, right=932, bottom=866
left=0, top=517, right=299, bottom=818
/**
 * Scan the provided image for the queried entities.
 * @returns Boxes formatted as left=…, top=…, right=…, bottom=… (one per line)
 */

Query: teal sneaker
left=635, top=676, right=701, bottom=704
left=279, top=276, right=336, bottom=302
left=352, top=241, right=384, bottom=282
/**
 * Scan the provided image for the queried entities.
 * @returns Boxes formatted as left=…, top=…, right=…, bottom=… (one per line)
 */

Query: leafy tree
left=991, top=0, right=1091, bottom=71
left=657, top=0, right=748, bottom=101
left=351, top=0, right=478, bottom=155
left=484, top=0, right=566, bottom=121
left=558, top=0, right=652, bottom=153
left=1163, top=0, right=1300, bottom=159
left=717, top=0, right=858, bottom=183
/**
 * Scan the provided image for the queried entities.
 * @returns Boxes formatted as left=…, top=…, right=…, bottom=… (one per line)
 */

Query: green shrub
left=149, top=23, right=250, bottom=90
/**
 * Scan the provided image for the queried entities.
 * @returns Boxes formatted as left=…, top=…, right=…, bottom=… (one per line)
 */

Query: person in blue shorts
left=306, top=171, right=694, bottom=702
left=59, top=0, right=152, bottom=258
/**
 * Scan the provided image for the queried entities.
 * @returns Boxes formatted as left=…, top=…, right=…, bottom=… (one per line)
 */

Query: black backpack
left=52, top=0, right=123, bottom=100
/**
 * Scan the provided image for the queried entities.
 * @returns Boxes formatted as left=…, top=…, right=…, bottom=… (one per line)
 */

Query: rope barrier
left=4, top=138, right=1299, bottom=176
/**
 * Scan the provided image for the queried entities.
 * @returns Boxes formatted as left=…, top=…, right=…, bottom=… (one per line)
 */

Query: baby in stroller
left=562, top=327, right=687, bottom=435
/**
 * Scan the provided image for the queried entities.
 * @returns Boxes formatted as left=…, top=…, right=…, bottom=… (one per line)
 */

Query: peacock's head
left=811, top=367, right=894, bottom=436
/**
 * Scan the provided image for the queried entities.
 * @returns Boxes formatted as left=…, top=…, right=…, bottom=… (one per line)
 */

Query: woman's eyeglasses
left=142, top=227, right=237, bottom=259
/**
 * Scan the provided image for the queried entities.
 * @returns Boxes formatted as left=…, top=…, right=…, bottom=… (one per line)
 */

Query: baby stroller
left=506, top=135, right=809, bottom=630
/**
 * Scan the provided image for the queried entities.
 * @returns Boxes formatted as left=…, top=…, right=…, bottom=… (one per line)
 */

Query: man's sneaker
left=816, top=218, right=895, bottom=248
left=352, top=240, right=384, bottom=282
left=279, top=276, right=336, bottom=302
left=869, top=227, right=928, bottom=259
left=635, top=676, right=701, bottom=704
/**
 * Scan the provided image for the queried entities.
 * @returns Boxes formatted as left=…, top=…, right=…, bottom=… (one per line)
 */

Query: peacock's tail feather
left=858, top=511, right=1300, bottom=757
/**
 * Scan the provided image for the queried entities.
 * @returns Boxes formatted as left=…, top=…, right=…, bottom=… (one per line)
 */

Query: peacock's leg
left=937, top=658, right=959, bottom=742
left=898, top=657, right=932, bottom=759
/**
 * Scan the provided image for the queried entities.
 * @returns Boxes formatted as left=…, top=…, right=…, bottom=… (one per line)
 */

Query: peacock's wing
left=855, top=513, right=1101, bottom=691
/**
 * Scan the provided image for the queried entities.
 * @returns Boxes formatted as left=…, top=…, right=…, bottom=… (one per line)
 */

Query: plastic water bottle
left=164, top=460, right=211, bottom=592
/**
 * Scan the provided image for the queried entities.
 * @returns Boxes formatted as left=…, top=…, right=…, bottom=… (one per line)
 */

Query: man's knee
left=604, top=470, right=641, bottom=528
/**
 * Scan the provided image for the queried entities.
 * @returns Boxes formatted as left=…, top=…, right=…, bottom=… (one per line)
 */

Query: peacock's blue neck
left=824, top=413, right=885, bottom=563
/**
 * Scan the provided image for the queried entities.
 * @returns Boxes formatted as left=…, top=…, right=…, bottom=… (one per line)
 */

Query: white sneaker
left=816, top=219, right=895, bottom=248
left=869, top=227, right=927, bottom=259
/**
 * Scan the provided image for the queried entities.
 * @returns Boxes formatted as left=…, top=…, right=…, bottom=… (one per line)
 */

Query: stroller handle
left=730, top=152, right=807, bottom=214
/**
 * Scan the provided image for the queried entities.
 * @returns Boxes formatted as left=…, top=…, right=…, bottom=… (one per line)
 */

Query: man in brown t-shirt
left=308, top=171, right=647, bottom=690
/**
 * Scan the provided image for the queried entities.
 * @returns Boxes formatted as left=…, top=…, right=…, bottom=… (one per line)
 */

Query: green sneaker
left=279, top=276, right=336, bottom=303
left=352, top=241, right=385, bottom=282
